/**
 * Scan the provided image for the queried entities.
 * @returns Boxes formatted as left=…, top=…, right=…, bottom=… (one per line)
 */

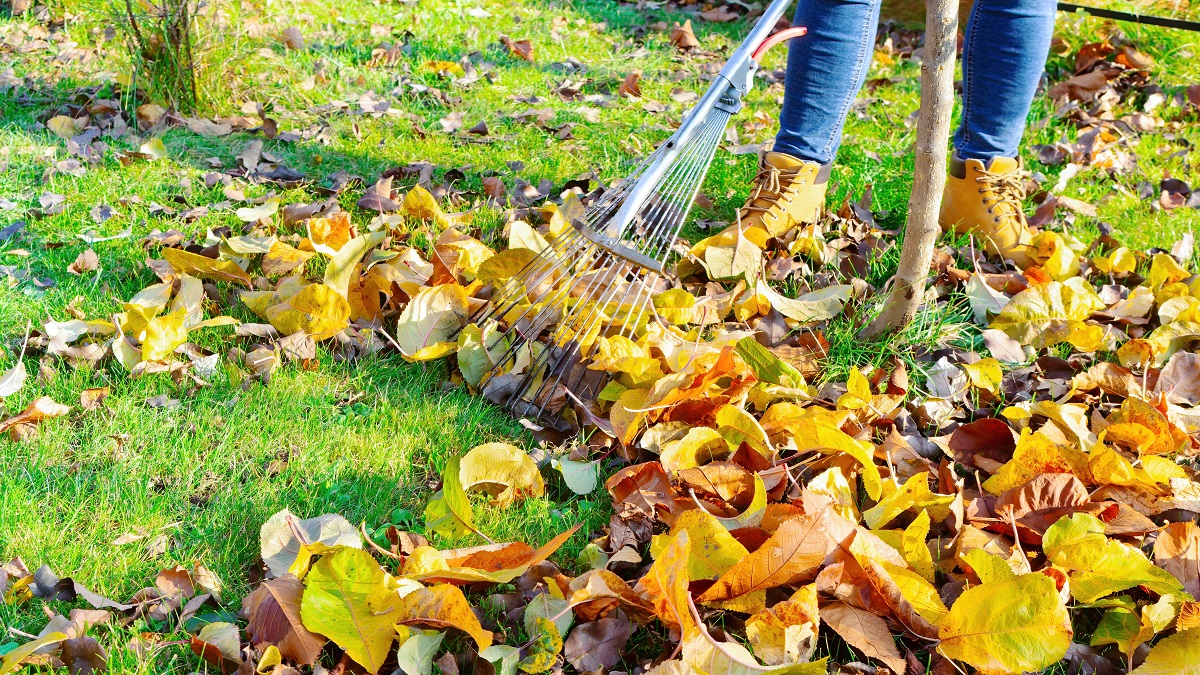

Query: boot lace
left=975, top=167, right=1027, bottom=224
left=740, top=164, right=805, bottom=223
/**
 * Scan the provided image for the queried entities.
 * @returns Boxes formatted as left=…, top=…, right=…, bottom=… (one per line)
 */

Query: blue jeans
left=773, top=0, right=1057, bottom=164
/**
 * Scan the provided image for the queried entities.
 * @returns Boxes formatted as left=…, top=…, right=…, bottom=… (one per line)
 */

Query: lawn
left=1, top=0, right=1199, bottom=672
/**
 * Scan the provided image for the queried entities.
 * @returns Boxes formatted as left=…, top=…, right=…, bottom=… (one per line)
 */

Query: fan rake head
left=468, top=115, right=729, bottom=430
left=460, top=0, right=807, bottom=431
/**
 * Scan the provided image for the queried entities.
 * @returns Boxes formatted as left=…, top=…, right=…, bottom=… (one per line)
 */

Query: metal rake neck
left=601, top=0, right=802, bottom=245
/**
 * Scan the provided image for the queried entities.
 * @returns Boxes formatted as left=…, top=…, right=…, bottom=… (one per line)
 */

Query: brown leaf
left=60, top=635, right=107, bottom=675
left=820, top=601, right=906, bottom=674
left=991, top=473, right=1116, bottom=544
left=501, top=36, right=534, bottom=62
left=669, top=20, right=699, bottom=50
left=699, top=6, right=739, bottom=22
left=481, top=176, right=506, bottom=201
left=280, top=26, right=305, bottom=50
left=618, top=70, right=642, bottom=98
left=605, top=462, right=680, bottom=522
left=68, top=249, right=99, bottom=275
left=467, top=121, right=489, bottom=136
left=357, top=177, right=399, bottom=213
left=1154, top=351, right=1200, bottom=406
left=79, top=387, right=109, bottom=411
left=136, top=103, right=167, bottom=130
left=1047, top=70, right=1110, bottom=103
left=946, top=418, right=1016, bottom=472
left=563, top=618, right=633, bottom=671
left=1154, top=521, right=1200, bottom=598
left=0, top=396, right=71, bottom=440
left=243, top=575, right=324, bottom=665
left=697, top=514, right=829, bottom=602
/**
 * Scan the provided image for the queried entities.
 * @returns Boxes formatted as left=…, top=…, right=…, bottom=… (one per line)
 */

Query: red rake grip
left=750, top=26, right=808, bottom=62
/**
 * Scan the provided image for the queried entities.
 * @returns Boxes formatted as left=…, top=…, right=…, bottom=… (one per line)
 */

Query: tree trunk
left=861, top=0, right=960, bottom=338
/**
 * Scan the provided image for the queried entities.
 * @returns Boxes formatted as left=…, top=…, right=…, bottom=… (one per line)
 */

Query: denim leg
left=954, top=0, right=1057, bottom=160
left=773, top=0, right=883, bottom=164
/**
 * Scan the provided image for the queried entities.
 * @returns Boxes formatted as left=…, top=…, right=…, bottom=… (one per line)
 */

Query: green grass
left=1, top=0, right=1198, bottom=671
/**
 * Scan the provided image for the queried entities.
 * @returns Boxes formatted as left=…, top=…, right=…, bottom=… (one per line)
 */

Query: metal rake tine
left=533, top=119, right=729, bottom=412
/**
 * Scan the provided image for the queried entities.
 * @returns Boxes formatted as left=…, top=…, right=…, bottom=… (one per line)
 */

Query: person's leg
left=954, top=0, right=1057, bottom=160
left=941, top=0, right=1055, bottom=265
left=773, top=0, right=883, bottom=164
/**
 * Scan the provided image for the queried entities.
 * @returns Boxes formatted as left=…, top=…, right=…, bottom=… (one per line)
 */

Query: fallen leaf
left=259, top=509, right=361, bottom=578
left=619, top=71, right=642, bottom=98
left=68, top=249, right=99, bottom=275
left=394, top=583, right=493, bottom=650
left=937, top=572, right=1071, bottom=672
left=669, top=21, right=699, bottom=50
left=301, top=548, right=401, bottom=673
left=698, top=514, right=829, bottom=602
left=821, top=602, right=905, bottom=674
left=501, top=36, right=534, bottom=62
left=1154, top=521, right=1200, bottom=599
left=243, top=575, right=324, bottom=665
left=563, top=618, right=633, bottom=672
left=459, top=442, right=545, bottom=507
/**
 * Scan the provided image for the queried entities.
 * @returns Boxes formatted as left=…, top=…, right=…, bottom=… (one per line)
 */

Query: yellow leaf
left=509, top=220, right=549, bottom=252
left=141, top=307, right=189, bottom=362
left=1129, top=627, right=1200, bottom=674
left=402, top=185, right=447, bottom=224
left=807, top=467, right=859, bottom=522
left=715, top=404, right=773, bottom=458
left=308, top=212, right=354, bottom=255
left=654, top=289, right=698, bottom=325
left=652, top=509, right=748, bottom=581
left=745, top=587, right=819, bottom=666
left=476, top=248, right=537, bottom=285
left=1044, top=513, right=1186, bottom=603
left=140, top=136, right=168, bottom=160
left=962, top=358, right=1003, bottom=394
left=325, top=231, right=386, bottom=299
left=937, top=573, right=1072, bottom=673
left=236, top=198, right=280, bottom=223
left=659, top=427, right=729, bottom=474
left=394, top=584, right=493, bottom=650
left=791, top=420, right=882, bottom=501
left=836, top=368, right=872, bottom=410
left=1030, top=231, right=1080, bottom=281
left=395, top=284, right=468, bottom=359
left=862, top=472, right=954, bottom=530
left=266, top=283, right=351, bottom=341
left=901, top=509, right=936, bottom=583
left=459, top=442, right=545, bottom=507
left=301, top=548, right=403, bottom=673
left=713, top=473, right=767, bottom=530
left=982, top=429, right=1091, bottom=494
left=634, top=530, right=698, bottom=638
left=1148, top=253, right=1190, bottom=289
left=161, top=248, right=252, bottom=287
left=611, top=388, right=649, bottom=446
left=47, top=115, right=80, bottom=138
left=1092, top=246, right=1137, bottom=275
left=990, top=278, right=1105, bottom=348
left=0, top=632, right=68, bottom=675
left=263, top=240, right=316, bottom=277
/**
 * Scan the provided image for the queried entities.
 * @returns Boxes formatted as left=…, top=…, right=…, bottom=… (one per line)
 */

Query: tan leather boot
left=939, top=155, right=1034, bottom=266
left=737, top=151, right=830, bottom=237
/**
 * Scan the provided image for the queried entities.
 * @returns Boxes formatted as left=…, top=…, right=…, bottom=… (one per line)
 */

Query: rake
left=471, top=0, right=807, bottom=430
